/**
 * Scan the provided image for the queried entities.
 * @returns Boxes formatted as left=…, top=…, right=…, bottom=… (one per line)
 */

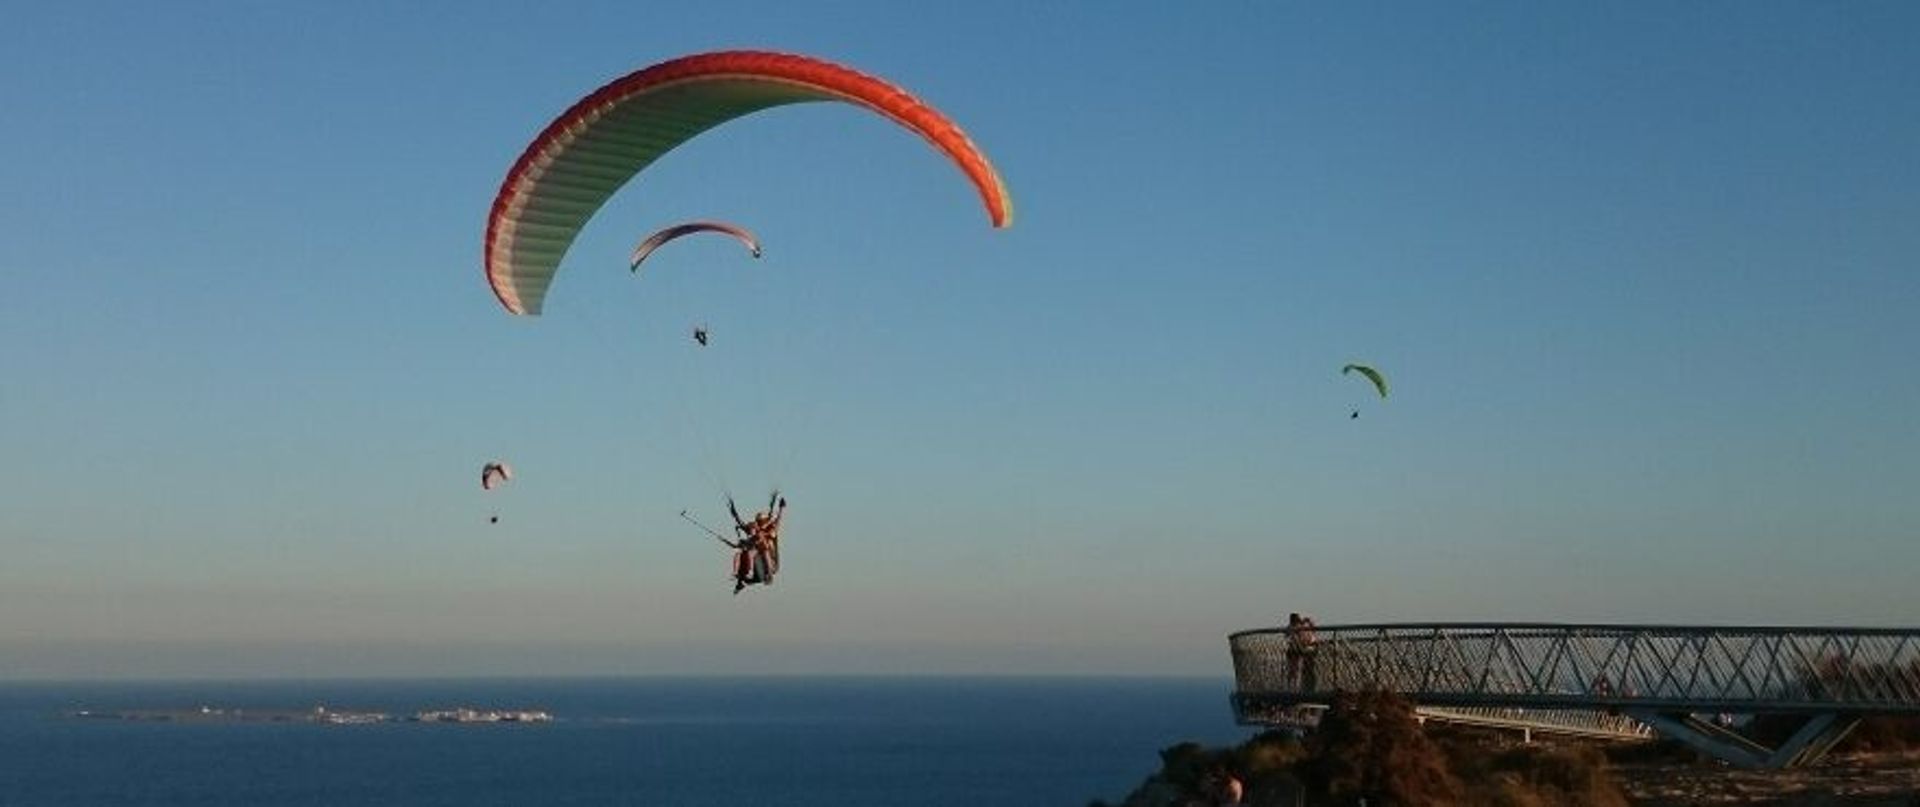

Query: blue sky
left=2, top=2, right=1916, bottom=678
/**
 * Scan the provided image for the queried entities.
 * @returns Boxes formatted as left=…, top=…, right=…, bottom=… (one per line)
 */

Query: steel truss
left=1229, top=623, right=1920, bottom=768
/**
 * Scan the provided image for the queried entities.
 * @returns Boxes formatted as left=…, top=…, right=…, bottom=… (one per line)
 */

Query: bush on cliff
left=1099, top=690, right=1631, bottom=807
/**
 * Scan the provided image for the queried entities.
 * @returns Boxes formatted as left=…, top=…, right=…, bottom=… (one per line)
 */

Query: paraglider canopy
left=1342, top=364, right=1389, bottom=399
left=630, top=221, right=762, bottom=273
left=486, top=50, right=1013, bottom=316
left=481, top=461, right=513, bottom=491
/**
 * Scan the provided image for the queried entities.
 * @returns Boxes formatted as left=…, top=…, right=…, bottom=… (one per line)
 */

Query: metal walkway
left=1245, top=702, right=1654, bottom=743
left=1229, top=623, right=1920, bottom=768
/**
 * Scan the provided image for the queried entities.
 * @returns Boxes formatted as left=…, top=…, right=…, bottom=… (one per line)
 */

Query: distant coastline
left=69, top=705, right=553, bottom=725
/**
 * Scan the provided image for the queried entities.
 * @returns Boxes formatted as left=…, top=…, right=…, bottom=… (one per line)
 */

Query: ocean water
left=0, top=677, right=1245, bottom=806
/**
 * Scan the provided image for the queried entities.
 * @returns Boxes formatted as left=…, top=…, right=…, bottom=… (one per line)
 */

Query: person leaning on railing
left=1284, top=613, right=1320, bottom=690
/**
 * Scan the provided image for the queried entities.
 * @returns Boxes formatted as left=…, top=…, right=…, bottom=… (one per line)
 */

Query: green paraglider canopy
left=1343, top=364, right=1388, bottom=398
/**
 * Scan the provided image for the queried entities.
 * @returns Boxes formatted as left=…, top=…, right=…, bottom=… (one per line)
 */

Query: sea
left=0, top=677, right=1247, bottom=806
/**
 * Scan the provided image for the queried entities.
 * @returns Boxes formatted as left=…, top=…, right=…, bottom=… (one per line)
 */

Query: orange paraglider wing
left=486, top=50, right=1012, bottom=315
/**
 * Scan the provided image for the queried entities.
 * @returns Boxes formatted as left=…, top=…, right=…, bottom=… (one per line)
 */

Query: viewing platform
left=1229, top=622, right=1920, bottom=768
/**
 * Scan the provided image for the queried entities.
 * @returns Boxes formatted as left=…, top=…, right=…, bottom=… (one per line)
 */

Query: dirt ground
left=1616, top=750, right=1920, bottom=806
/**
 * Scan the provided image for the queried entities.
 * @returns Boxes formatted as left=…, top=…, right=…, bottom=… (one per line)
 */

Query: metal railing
left=1229, top=622, right=1920, bottom=767
left=1232, top=623, right=1920, bottom=714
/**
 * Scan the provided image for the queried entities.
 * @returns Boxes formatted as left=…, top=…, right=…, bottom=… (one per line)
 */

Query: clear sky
left=2, top=2, right=1916, bottom=679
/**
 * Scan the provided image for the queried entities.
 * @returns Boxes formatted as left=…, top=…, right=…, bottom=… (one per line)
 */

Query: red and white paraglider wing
left=485, top=50, right=1012, bottom=316
left=481, top=462, right=512, bottom=491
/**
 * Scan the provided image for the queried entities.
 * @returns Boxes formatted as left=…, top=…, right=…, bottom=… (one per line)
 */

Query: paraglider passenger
left=727, top=493, right=787, bottom=594
left=750, top=494, right=786, bottom=583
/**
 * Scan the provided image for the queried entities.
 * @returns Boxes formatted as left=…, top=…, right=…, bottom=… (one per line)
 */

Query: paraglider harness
left=723, top=493, right=785, bottom=595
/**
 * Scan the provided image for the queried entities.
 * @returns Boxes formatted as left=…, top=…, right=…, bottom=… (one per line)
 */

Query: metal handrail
left=1231, top=623, right=1920, bottom=716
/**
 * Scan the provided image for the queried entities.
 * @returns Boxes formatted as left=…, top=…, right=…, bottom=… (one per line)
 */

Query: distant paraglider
left=1343, top=363, right=1388, bottom=419
left=481, top=461, right=512, bottom=523
left=629, top=221, right=763, bottom=275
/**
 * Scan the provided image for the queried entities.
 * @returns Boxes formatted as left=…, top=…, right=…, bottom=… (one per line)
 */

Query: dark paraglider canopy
left=1342, top=364, right=1388, bottom=399
left=630, top=221, right=763, bottom=275
left=1342, top=364, right=1388, bottom=419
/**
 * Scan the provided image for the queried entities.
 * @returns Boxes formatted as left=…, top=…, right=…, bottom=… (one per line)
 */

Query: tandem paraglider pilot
left=727, top=493, right=787, bottom=595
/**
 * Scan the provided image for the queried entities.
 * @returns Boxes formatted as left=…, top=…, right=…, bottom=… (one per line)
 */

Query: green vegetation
left=1093, top=690, right=1630, bottom=807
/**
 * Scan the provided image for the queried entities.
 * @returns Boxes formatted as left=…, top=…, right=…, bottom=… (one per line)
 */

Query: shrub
left=1303, top=690, right=1464, bottom=806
